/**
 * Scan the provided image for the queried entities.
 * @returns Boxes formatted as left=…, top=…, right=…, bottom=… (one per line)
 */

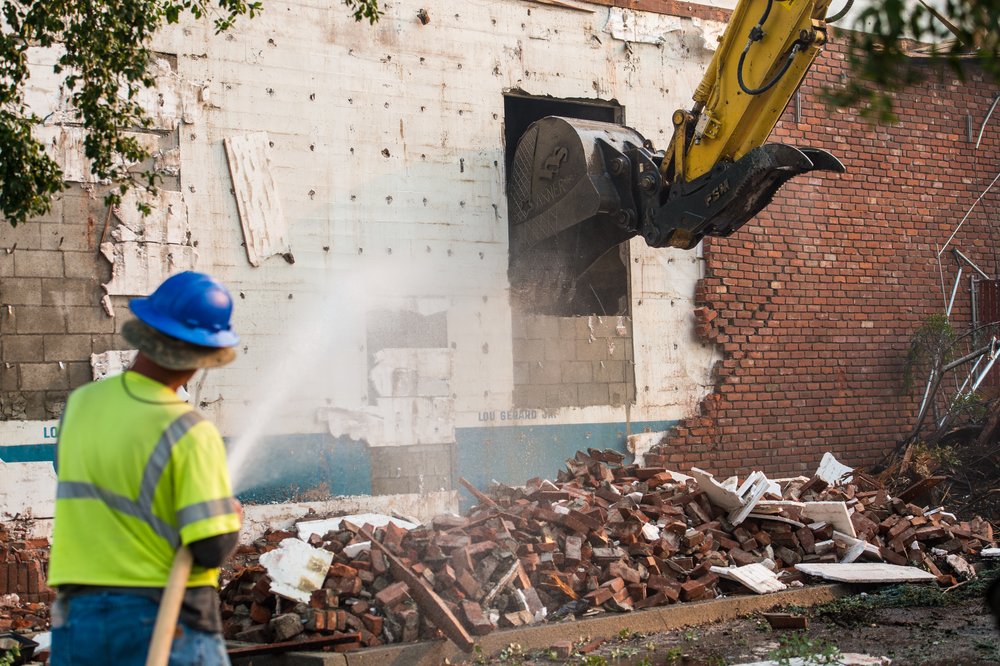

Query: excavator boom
left=509, top=0, right=845, bottom=310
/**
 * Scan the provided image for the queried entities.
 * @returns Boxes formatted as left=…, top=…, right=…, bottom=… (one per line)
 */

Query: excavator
left=508, top=0, right=847, bottom=311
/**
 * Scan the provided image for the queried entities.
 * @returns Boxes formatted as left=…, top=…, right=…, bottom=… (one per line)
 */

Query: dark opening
left=504, top=94, right=630, bottom=317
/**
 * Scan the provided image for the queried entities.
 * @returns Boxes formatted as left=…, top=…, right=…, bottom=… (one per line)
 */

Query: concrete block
left=68, top=361, right=91, bottom=388
left=610, top=383, right=633, bottom=407
left=513, top=384, right=547, bottom=408
left=20, top=363, right=70, bottom=390
left=528, top=361, right=560, bottom=385
left=0, top=365, right=18, bottom=391
left=509, top=313, right=529, bottom=340
left=512, top=338, right=544, bottom=362
left=0, top=253, right=13, bottom=277
left=524, top=315, right=559, bottom=339
left=44, top=335, right=92, bottom=362
left=41, top=278, right=101, bottom=307
left=594, top=360, right=625, bottom=383
left=544, top=338, right=576, bottom=362
left=0, top=220, right=42, bottom=250
left=560, top=361, right=592, bottom=384
left=544, top=384, right=578, bottom=408
left=575, top=338, right=609, bottom=361
left=65, top=306, right=115, bottom=333
left=513, top=362, right=530, bottom=385
left=14, top=250, right=63, bottom=278
left=558, top=317, right=583, bottom=340
left=0, top=278, right=42, bottom=306
left=39, top=221, right=95, bottom=252
left=22, top=392, right=47, bottom=420
left=3, top=336, right=44, bottom=362
left=15, top=306, right=66, bottom=334
left=578, top=383, right=610, bottom=406
left=63, top=251, right=107, bottom=280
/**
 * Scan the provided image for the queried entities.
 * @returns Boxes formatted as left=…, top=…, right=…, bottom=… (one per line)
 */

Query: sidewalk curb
left=234, top=583, right=850, bottom=665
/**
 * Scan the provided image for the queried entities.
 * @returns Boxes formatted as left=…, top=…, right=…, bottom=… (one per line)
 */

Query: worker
left=47, top=271, right=243, bottom=665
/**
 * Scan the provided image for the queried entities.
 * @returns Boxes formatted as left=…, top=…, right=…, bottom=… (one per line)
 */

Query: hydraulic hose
left=826, top=0, right=854, bottom=24
left=735, top=0, right=804, bottom=96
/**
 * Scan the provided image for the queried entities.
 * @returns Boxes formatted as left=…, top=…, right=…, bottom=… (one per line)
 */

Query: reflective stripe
left=57, top=481, right=179, bottom=547
left=137, top=411, right=204, bottom=510
left=176, top=497, right=235, bottom=529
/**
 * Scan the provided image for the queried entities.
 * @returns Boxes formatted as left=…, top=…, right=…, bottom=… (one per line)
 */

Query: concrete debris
left=258, top=538, right=334, bottom=604
left=0, top=522, right=52, bottom=634
left=795, top=563, right=939, bottom=583
left=626, top=431, right=668, bottom=467
left=710, top=563, right=786, bottom=594
left=946, top=553, right=977, bottom=579
left=761, top=612, right=807, bottom=629
left=982, top=547, right=1000, bottom=557
left=219, top=450, right=995, bottom=650
left=815, top=452, right=854, bottom=486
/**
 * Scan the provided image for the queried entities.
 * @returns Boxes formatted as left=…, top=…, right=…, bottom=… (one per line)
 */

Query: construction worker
left=47, top=271, right=243, bottom=665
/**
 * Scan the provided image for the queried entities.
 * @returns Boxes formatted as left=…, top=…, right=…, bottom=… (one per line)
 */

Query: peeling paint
left=90, top=350, right=137, bottom=381
left=370, top=348, right=451, bottom=398
left=605, top=7, right=724, bottom=51
left=223, top=132, right=292, bottom=267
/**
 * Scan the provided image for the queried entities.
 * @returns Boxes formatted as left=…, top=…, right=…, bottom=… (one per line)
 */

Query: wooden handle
left=145, top=546, right=193, bottom=666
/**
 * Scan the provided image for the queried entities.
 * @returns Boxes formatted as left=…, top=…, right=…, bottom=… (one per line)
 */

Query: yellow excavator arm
left=508, top=0, right=845, bottom=308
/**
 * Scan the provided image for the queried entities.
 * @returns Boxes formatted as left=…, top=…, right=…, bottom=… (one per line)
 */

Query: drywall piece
left=841, top=539, right=867, bottom=564
left=605, top=7, right=724, bottom=51
left=816, top=452, right=854, bottom=486
left=370, top=349, right=451, bottom=398
left=90, top=350, right=137, bottom=380
left=982, top=547, right=1000, bottom=557
left=710, top=563, right=787, bottom=594
left=832, top=531, right=880, bottom=559
left=801, top=501, right=856, bottom=538
left=258, top=538, right=334, bottom=603
left=690, top=467, right=743, bottom=511
left=795, top=563, right=937, bottom=584
left=0, top=461, right=56, bottom=519
left=626, top=431, right=667, bottom=467
left=223, top=132, right=291, bottom=267
left=101, top=241, right=198, bottom=296
left=728, top=473, right=772, bottom=526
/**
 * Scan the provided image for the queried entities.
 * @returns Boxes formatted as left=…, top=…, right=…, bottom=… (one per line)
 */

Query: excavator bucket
left=506, top=117, right=843, bottom=309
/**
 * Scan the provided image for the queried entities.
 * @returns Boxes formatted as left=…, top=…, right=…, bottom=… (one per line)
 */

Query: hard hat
left=128, top=271, right=240, bottom=348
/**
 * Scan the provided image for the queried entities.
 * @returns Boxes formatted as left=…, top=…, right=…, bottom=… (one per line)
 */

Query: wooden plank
left=223, top=132, right=291, bottom=267
left=795, top=563, right=937, bottom=583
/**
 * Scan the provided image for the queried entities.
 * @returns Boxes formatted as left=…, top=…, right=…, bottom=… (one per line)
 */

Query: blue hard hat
left=129, top=271, right=240, bottom=348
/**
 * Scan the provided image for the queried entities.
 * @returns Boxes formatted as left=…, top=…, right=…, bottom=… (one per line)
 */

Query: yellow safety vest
left=48, top=371, right=240, bottom=589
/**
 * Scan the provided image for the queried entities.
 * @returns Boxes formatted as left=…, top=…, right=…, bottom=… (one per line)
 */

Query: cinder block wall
left=655, top=36, right=1000, bottom=477
left=0, top=185, right=121, bottom=420
left=512, top=313, right=635, bottom=408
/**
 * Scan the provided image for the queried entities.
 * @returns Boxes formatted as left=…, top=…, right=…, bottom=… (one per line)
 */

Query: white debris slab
left=816, top=452, right=854, bottom=486
left=710, top=563, right=787, bottom=594
left=728, top=473, right=771, bottom=526
left=796, top=563, right=937, bottom=584
left=223, top=132, right=291, bottom=267
left=258, top=537, right=334, bottom=604
left=295, top=513, right=418, bottom=542
left=690, top=467, right=744, bottom=511
left=626, top=431, right=667, bottom=467
left=801, top=501, right=856, bottom=538
left=982, top=547, right=1000, bottom=557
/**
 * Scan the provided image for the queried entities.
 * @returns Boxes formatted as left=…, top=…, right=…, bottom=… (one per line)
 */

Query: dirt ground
left=472, top=581, right=1000, bottom=665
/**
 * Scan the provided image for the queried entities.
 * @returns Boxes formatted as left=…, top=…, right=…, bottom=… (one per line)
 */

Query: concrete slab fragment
left=816, top=452, right=854, bottom=486
left=795, top=563, right=937, bottom=583
left=259, top=537, right=334, bottom=603
left=801, top=501, right=856, bottom=538
left=710, top=563, right=787, bottom=594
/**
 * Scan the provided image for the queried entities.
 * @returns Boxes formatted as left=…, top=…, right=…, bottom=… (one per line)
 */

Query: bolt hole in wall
left=504, top=94, right=636, bottom=409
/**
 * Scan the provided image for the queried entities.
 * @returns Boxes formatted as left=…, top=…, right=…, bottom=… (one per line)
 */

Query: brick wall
left=0, top=185, right=124, bottom=420
left=653, top=37, right=1000, bottom=477
left=512, top=312, right=635, bottom=408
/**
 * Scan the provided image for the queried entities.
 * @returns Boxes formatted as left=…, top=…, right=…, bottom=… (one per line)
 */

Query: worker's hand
left=231, top=497, right=243, bottom=523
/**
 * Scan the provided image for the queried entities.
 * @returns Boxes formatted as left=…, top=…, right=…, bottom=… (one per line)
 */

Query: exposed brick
left=13, top=250, right=63, bottom=278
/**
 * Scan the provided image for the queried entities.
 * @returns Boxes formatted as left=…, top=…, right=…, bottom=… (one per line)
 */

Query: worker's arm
left=188, top=531, right=239, bottom=568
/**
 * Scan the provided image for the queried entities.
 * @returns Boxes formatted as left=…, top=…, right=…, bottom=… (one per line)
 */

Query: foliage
left=903, top=314, right=956, bottom=393
left=0, top=645, right=18, bottom=666
left=829, top=0, right=1000, bottom=121
left=767, top=632, right=843, bottom=665
left=0, top=0, right=380, bottom=227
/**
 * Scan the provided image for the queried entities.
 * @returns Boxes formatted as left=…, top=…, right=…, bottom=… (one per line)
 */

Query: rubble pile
left=220, top=449, right=995, bottom=650
left=0, top=521, right=52, bottom=633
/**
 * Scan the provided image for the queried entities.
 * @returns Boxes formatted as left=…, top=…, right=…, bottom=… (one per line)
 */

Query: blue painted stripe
left=0, top=444, right=56, bottom=464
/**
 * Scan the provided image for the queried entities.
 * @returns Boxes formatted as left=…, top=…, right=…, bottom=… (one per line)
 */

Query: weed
left=0, top=646, right=19, bottom=666
left=579, top=656, right=608, bottom=666
left=768, top=632, right=843, bottom=665
left=662, top=646, right=684, bottom=662
left=617, top=627, right=633, bottom=641
left=498, top=642, right=525, bottom=664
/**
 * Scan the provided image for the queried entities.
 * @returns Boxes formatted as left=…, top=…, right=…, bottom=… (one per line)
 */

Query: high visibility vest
left=48, top=372, right=240, bottom=589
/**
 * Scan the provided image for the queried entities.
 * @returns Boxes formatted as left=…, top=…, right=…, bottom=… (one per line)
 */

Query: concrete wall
left=0, top=0, right=724, bottom=517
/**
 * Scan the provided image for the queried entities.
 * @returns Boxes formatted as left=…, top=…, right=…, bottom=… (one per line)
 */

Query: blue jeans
left=51, top=593, right=230, bottom=666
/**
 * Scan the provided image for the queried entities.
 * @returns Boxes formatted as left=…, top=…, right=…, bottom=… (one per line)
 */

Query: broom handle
left=145, top=546, right=193, bottom=666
